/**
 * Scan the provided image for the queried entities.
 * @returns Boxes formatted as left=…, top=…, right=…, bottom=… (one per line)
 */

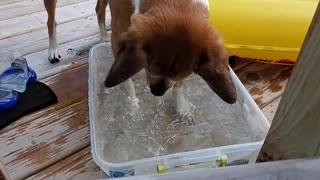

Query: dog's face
left=143, top=35, right=200, bottom=96
left=105, top=13, right=237, bottom=104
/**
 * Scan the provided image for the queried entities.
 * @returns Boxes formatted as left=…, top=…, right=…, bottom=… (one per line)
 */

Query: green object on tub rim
left=157, top=154, right=228, bottom=173
left=157, top=164, right=166, bottom=174
left=218, top=154, right=228, bottom=167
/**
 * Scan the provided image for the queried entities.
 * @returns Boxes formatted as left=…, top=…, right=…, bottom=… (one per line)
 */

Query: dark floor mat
left=0, top=81, right=58, bottom=130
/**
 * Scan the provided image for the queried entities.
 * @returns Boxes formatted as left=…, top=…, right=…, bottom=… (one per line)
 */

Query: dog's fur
left=44, top=0, right=237, bottom=116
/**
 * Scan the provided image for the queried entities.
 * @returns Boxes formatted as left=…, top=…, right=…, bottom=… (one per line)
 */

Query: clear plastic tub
left=89, top=43, right=270, bottom=178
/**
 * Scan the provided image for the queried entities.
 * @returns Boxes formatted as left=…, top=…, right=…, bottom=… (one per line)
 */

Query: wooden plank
left=25, top=34, right=107, bottom=80
left=26, top=147, right=101, bottom=180
left=42, top=64, right=88, bottom=102
left=0, top=20, right=111, bottom=132
left=230, top=57, right=251, bottom=71
left=257, top=3, right=320, bottom=162
left=0, top=13, right=111, bottom=78
left=0, top=16, right=99, bottom=56
left=261, top=97, right=281, bottom=123
left=0, top=13, right=111, bottom=79
left=0, top=0, right=88, bottom=21
left=0, top=16, right=99, bottom=55
left=0, top=162, right=10, bottom=180
left=0, top=15, right=110, bottom=56
left=0, top=0, right=25, bottom=7
left=0, top=64, right=90, bottom=180
left=0, top=0, right=108, bottom=39
left=0, top=99, right=90, bottom=180
left=235, top=63, right=292, bottom=108
left=0, top=63, right=89, bottom=133
left=0, top=0, right=111, bottom=56
left=229, top=56, right=252, bottom=71
left=0, top=16, right=111, bottom=80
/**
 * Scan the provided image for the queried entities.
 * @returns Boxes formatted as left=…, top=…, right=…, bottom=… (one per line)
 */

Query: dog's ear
left=105, top=32, right=147, bottom=87
left=196, top=47, right=237, bottom=104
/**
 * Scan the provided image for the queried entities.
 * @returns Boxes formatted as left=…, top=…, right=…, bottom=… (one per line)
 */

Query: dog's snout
left=148, top=78, right=172, bottom=97
left=150, top=87, right=166, bottom=96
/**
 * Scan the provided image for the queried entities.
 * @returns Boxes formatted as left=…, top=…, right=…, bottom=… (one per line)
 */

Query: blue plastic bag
left=0, top=51, right=37, bottom=112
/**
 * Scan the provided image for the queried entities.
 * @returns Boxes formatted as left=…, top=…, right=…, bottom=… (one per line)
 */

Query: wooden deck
left=0, top=0, right=293, bottom=179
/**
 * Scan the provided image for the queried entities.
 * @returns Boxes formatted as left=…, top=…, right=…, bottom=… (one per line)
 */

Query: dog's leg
left=44, top=0, right=61, bottom=63
left=173, top=81, right=195, bottom=118
left=96, top=0, right=109, bottom=42
left=119, top=78, right=140, bottom=108
left=131, top=0, right=140, bottom=21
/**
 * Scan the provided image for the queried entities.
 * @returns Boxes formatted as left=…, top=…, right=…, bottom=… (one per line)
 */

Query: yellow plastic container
left=209, top=0, right=319, bottom=65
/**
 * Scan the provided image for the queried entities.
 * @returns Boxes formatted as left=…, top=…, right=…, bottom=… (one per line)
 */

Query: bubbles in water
left=104, top=88, right=111, bottom=95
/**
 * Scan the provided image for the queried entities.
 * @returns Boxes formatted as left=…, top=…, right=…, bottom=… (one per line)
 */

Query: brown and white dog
left=44, top=0, right=237, bottom=116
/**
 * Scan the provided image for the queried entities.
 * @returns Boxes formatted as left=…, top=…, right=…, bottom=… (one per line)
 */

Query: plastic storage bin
left=89, top=43, right=270, bottom=178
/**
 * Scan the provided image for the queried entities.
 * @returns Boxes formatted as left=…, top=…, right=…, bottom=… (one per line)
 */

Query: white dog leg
left=96, top=0, right=109, bottom=42
left=44, top=0, right=61, bottom=63
left=173, top=82, right=195, bottom=117
left=48, top=24, right=61, bottom=63
left=119, top=78, right=140, bottom=110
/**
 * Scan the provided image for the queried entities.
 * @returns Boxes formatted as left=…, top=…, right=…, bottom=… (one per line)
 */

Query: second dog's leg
left=96, top=0, right=109, bottom=42
left=44, top=0, right=61, bottom=63
left=173, top=81, right=195, bottom=117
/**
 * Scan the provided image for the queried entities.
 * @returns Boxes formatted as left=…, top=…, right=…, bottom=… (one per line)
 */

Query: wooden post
left=257, top=2, right=320, bottom=162
left=0, top=162, right=10, bottom=180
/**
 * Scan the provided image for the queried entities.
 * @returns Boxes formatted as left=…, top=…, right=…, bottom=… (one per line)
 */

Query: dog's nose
left=150, top=88, right=165, bottom=96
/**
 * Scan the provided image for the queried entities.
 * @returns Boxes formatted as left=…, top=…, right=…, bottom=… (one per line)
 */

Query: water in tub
left=92, top=45, right=267, bottom=163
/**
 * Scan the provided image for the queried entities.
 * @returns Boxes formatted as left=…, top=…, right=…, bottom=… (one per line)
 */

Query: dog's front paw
left=101, top=35, right=109, bottom=42
left=176, top=101, right=195, bottom=121
left=48, top=49, right=61, bottom=64
left=156, top=94, right=172, bottom=115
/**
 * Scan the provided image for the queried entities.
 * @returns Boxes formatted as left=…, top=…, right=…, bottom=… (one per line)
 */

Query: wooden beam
left=0, top=162, right=10, bottom=180
left=261, top=97, right=281, bottom=123
left=257, top=2, right=320, bottom=161
left=120, top=158, right=320, bottom=180
left=0, top=0, right=88, bottom=21
left=235, top=63, right=291, bottom=108
left=0, top=64, right=90, bottom=180
left=26, top=147, right=100, bottom=180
